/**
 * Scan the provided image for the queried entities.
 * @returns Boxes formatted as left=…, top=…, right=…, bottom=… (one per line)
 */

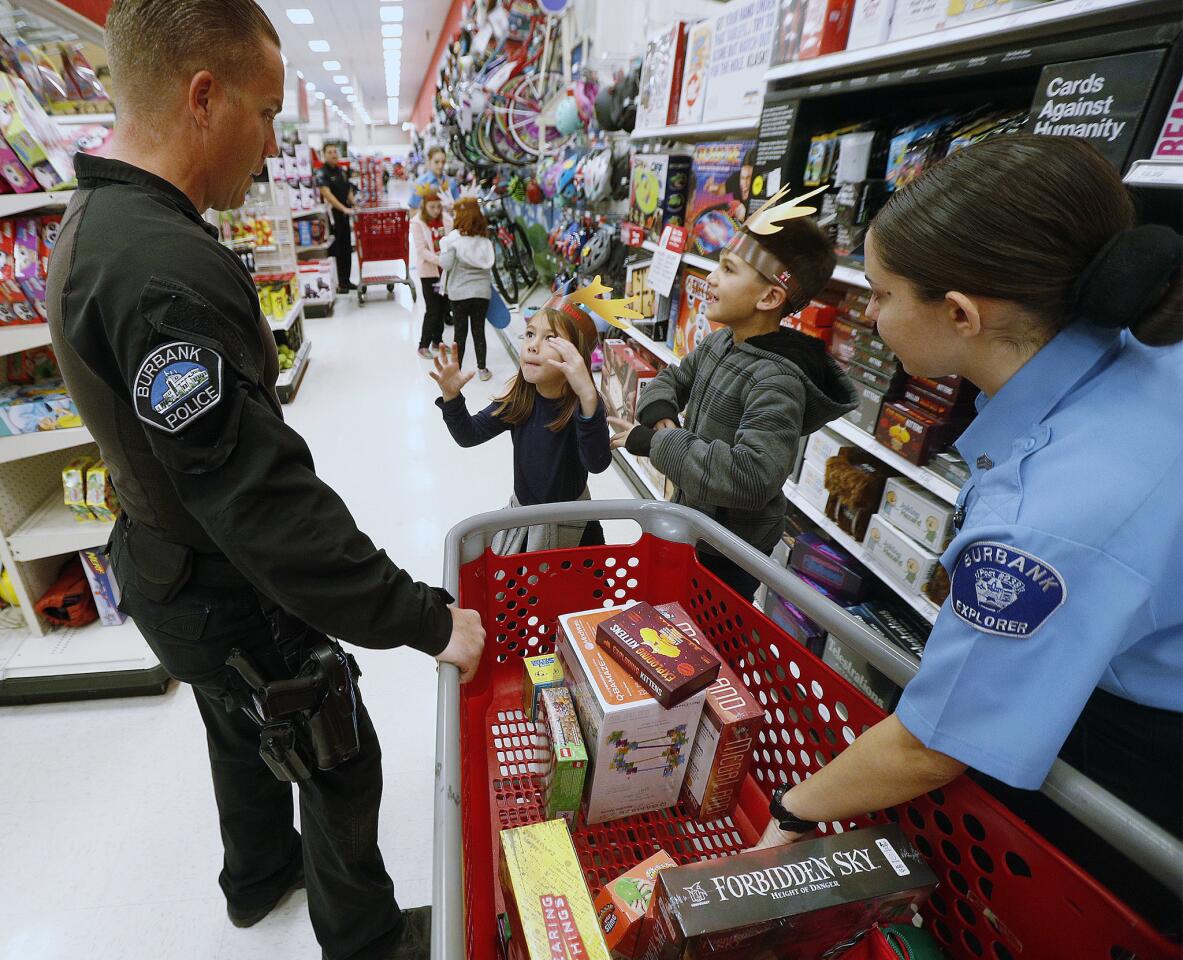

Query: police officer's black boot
left=320, top=906, right=430, bottom=960
left=227, top=865, right=305, bottom=928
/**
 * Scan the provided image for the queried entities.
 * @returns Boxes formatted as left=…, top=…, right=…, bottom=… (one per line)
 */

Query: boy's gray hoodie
left=629, top=326, right=858, bottom=554
left=439, top=231, right=495, bottom=301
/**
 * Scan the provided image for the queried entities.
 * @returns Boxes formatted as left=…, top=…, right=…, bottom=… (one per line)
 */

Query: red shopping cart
left=433, top=501, right=1180, bottom=960
left=353, top=205, right=416, bottom=305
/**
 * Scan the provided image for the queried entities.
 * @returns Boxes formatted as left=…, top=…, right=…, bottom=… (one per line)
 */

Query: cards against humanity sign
left=702, top=0, right=779, bottom=123
left=1026, top=50, right=1167, bottom=168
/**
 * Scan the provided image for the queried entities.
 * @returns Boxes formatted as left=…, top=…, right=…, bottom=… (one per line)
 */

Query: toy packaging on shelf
left=701, top=0, right=779, bottom=123
left=629, top=154, right=692, bottom=245
left=796, top=0, right=855, bottom=60
left=523, top=652, right=564, bottom=722
left=499, top=819, right=611, bottom=960
left=84, top=460, right=121, bottom=523
left=823, top=630, right=901, bottom=711
left=863, top=513, right=941, bottom=597
left=594, top=850, right=678, bottom=959
left=670, top=267, right=721, bottom=359
left=644, top=824, right=938, bottom=959
left=601, top=341, right=658, bottom=423
left=595, top=601, right=721, bottom=709
left=773, top=0, right=809, bottom=65
left=789, top=531, right=869, bottom=600
left=558, top=605, right=707, bottom=824
left=879, top=477, right=958, bottom=551
left=686, top=141, right=756, bottom=258
left=0, top=74, right=75, bottom=190
left=636, top=23, right=690, bottom=131
left=79, top=548, right=126, bottom=627
left=298, top=260, right=337, bottom=304
left=536, top=687, right=588, bottom=827
left=61, top=455, right=94, bottom=521
left=846, top=0, right=897, bottom=49
left=0, top=378, right=80, bottom=435
left=677, top=19, right=714, bottom=127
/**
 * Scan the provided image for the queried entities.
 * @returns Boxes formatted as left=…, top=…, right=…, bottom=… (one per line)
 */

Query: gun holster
left=226, top=639, right=362, bottom=782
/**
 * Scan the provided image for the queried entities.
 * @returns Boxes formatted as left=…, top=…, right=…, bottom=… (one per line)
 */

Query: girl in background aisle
left=408, top=146, right=460, bottom=211
left=439, top=198, right=495, bottom=381
left=430, top=305, right=612, bottom=553
left=410, top=189, right=451, bottom=359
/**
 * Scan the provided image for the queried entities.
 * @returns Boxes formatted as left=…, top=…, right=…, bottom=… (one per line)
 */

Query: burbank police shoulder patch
left=951, top=541, right=1067, bottom=639
left=133, top=341, right=223, bottom=434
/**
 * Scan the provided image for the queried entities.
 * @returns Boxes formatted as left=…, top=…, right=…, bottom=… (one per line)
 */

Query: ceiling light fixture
left=315, top=92, right=325, bottom=100
left=308, top=40, right=330, bottom=52
left=305, top=81, right=316, bottom=91
left=285, top=8, right=314, bottom=24
left=379, top=6, right=403, bottom=21
left=380, top=24, right=402, bottom=38
left=383, top=38, right=401, bottom=50
left=333, top=74, right=348, bottom=84
left=323, top=60, right=341, bottom=71
left=342, top=86, right=354, bottom=94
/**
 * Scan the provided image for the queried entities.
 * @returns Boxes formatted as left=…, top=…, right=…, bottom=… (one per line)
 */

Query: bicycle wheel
left=510, top=221, right=538, bottom=286
left=493, top=73, right=575, bottom=159
left=491, top=233, right=519, bottom=303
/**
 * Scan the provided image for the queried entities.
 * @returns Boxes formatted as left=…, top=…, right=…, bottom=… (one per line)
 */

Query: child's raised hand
left=543, top=336, right=596, bottom=404
left=430, top=344, right=475, bottom=400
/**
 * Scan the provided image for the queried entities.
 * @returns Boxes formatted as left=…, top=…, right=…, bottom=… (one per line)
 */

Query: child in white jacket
left=410, top=190, right=452, bottom=359
left=438, top=198, right=496, bottom=380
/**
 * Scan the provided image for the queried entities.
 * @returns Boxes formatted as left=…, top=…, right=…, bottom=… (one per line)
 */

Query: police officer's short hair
left=106, top=0, right=281, bottom=114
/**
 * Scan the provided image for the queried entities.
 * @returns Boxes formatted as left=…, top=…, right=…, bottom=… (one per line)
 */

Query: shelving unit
left=631, top=115, right=762, bottom=142
left=785, top=482, right=942, bottom=624
left=0, top=190, right=73, bottom=218
left=618, top=320, right=679, bottom=367
left=613, top=447, right=666, bottom=501
left=640, top=241, right=870, bottom=290
left=826, top=418, right=962, bottom=505
left=297, top=240, right=333, bottom=257
left=53, top=112, right=115, bottom=126
left=293, top=205, right=331, bottom=220
left=268, top=297, right=305, bottom=333
left=8, top=492, right=112, bottom=562
left=1124, top=158, right=1183, bottom=188
left=0, top=426, right=92, bottom=464
left=276, top=338, right=312, bottom=404
left=0, top=323, right=52, bottom=354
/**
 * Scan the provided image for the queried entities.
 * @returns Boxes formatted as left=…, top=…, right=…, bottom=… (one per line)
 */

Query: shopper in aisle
left=408, top=145, right=459, bottom=211
left=46, top=3, right=485, bottom=959
left=431, top=306, right=612, bottom=552
left=318, top=143, right=358, bottom=294
left=439, top=196, right=495, bottom=380
left=755, top=135, right=1181, bottom=906
left=410, top=188, right=452, bottom=358
left=610, top=196, right=857, bottom=599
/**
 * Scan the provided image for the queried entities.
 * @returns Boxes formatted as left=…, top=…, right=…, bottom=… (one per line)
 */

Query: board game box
left=537, top=687, right=588, bottom=827
left=629, top=153, right=692, bottom=245
left=686, top=141, right=756, bottom=257
left=670, top=267, right=721, bottom=359
left=594, top=850, right=679, bottom=958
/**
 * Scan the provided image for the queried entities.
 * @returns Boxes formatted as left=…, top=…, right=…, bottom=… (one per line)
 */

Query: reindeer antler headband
left=723, top=185, right=829, bottom=313
left=542, top=275, right=643, bottom=341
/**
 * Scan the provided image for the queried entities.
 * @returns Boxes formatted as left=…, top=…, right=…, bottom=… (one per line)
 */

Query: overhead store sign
left=1025, top=50, right=1167, bottom=168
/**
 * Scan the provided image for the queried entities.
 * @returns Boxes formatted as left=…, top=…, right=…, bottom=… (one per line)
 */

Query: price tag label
left=646, top=226, right=686, bottom=298
left=620, top=222, right=645, bottom=247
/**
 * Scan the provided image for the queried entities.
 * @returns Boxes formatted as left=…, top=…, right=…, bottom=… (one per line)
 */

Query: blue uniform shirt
left=896, top=322, right=1183, bottom=789
left=408, top=171, right=460, bottom=209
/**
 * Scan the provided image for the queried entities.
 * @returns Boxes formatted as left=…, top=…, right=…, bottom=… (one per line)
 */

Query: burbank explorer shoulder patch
left=133, top=341, right=223, bottom=434
left=951, top=541, right=1067, bottom=639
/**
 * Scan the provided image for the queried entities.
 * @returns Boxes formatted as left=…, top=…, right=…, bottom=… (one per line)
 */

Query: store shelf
left=0, top=191, right=73, bottom=217
left=827, top=417, right=962, bottom=505
left=640, top=239, right=718, bottom=274
left=8, top=492, right=112, bottom=562
left=276, top=338, right=312, bottom=403
left=631, top=115, right=762, bottom=142
left=0, top=426, right=93, bottom=465
left=833, top=265, right=869, bottom=289
left=268, top=298, right=304, bottom=333
left=764, top=0, right=1165, bottom=84
left=297, top=240, right=333, bottom=255
left=785, top=482, right=941, bottom=624
left=613, top=447, right=667, bottom=501
left=54, top=112, right=116, bottom=126
left=293, top=205, right=331, bottom=219
left=620, top=322, right=679, bottom=367
left=1123, top=159, right=1183, bottom=189
left=0, top=323, right=52, bottom=354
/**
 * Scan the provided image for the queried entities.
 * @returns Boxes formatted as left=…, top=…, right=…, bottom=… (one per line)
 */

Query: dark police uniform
left=47, top=155, right=452, bottom=960
left=317, top=161, right=354, bottom=290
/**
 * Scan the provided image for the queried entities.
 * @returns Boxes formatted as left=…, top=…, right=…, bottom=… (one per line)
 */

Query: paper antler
left=744, top=185, right=830, bottom=236
left=563, top=275, right=644, bottom=330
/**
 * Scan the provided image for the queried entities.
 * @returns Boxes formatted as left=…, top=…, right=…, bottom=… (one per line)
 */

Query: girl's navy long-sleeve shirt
left=437, top=393, right=612, bottom=505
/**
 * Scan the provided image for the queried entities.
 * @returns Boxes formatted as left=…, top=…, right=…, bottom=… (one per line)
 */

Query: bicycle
left=482, top=192, right=537, bottom=303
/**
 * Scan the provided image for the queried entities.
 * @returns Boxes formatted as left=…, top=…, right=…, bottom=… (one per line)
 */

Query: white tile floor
left=0, top=272, right=637, bottom=959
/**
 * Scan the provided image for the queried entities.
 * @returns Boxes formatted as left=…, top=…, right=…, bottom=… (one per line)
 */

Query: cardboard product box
left=84, top=459, right=121, bottom=523
left=0, top=379, right=80, bottom=435
left=629, top=154, right=692, bottom=245
left=701, top=0, right=778, bottom=122
left=538, top=687, right=589, bottom=827
left=928, top=451, right=971, bottom=488
left=850, top=345, right=898, bottom=374
left=672, top=267, right=722, bottom=359
left=844, top=382, right=887, bottom=433
left=596, top=602, right=721, bottom=709
left=795, top=458, right=832, bottom=513
left=677, top=19, right=714, bottom=126
left=908, top=374, right=975, bottom=405
left=644, top=824, right=938, bottom=959
left=79, top=548, right=126, bottom=627
left=803, top=427, right=851, bottom=470
left=499, top=819, right=611, bottom=960
left=797, top=0, right=855, bottom=60
left=602, top=343, right=658, bottom=423
left=789, top=532, right=868, bottom=600
left=822, top=630, right=901, bottom=711
left=875, top=401, right=967, bottom=467
left=680, top=655, right=764, bottom=822
left=38, top=214, right=60, bottom=276
left=0, top=74, right=75, bottom=190
left=523, top=652, right=564, bottom=722
left=846, top=358, right=899, bottom=396
left=833, top=318, right=891, bottom=358
left=773, top=0, right=807, bottom=64
left=768, top=594, right=826, bottom=656
left=558, top=605, right=707, bottom=824
left=62, top=455, right=94, bottom=521
left=594, top=850, right=679, bottom=959
left=636, top=23, right=690, bottom=131
left=863, top=513, right=941, bottom=596
left=886, top=0, right=949, bottom=40
left=858, top=598, right=930, bottom=659
left=879, top=476, right=957, bottom=552
left=686, top=141, right=757, bottom=258
left=901, top=383, right=961, bottom=420
left=847, top=0, right=897, bottom=48
left=0, top=141, right=39, bottom=193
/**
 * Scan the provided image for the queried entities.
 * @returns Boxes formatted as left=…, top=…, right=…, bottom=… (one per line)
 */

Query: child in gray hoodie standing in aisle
left=610, top=189, right=858, bottom=599
left=440, top=197, right=496, bottom=381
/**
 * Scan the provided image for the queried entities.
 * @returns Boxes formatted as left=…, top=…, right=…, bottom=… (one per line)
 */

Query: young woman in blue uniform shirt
left=760, top=137, right=1182, bottom=866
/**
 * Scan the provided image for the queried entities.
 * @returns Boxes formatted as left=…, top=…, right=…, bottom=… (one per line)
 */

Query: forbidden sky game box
left=643, top=824, right=938, bottom=960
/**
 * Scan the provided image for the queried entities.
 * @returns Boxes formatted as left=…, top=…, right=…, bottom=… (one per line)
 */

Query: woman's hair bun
left=1073, top=224, right=1183, bottom=330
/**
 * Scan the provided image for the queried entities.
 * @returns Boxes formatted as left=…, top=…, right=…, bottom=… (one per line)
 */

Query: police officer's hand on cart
left=439, top=605, right=485, bottom=683
left=752, top=136, right=1183, bottom=867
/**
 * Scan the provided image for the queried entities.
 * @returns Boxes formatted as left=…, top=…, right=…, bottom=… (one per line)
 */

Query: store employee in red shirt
left=318, top=143, right=357, bottom=294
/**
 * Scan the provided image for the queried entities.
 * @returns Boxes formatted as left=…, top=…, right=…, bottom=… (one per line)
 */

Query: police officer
left=318, top=143, right=357, bottom=294
left=756, top=136, right=1181, bottom=872
left=46, top=3, right=485, bottom=959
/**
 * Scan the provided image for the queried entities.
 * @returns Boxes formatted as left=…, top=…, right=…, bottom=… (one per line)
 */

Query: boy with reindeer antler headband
left=610, top=186, right=859, bottom=598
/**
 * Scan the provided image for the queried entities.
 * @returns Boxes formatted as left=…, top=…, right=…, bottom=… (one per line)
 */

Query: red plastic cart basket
left=353, top=205, right=416, bottom=305
left=432, top=501, right=1179, bottom=960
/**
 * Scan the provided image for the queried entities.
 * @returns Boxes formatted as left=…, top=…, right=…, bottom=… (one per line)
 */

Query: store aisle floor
left=0, top=287, right=637, bottom=960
